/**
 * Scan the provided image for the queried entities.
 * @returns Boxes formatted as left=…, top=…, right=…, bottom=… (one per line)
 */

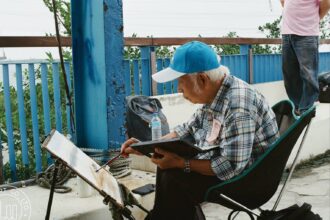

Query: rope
left=109, top=156, right=132, bottom=178
left=81, top=148, right=132, bottom=179
left=36, top=163, right=75, bottom=193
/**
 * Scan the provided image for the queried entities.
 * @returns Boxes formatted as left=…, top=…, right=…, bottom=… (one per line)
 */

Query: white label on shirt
left=206, top=119, right=221, bottom=144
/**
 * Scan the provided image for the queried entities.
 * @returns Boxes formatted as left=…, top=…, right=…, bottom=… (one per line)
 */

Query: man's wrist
left=183, top=159, right=191, bottom=173
left=177, top=158, right=185, bottom=169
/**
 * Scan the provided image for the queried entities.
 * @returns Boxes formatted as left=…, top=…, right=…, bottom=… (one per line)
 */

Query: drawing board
left=42, top=130, right=123, bottom=206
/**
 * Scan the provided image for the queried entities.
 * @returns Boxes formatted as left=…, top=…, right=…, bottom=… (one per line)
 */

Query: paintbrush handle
left=95, top=153, right=121, bottom=172
left=95, top=163, right=107, bottom=172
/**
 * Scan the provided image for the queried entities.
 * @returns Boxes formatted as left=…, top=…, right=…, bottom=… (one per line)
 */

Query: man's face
left=177, top=74, right=203, bottom=104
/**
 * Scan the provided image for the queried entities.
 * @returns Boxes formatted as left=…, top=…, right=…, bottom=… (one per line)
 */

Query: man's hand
left=120, top=137, right=143, bottom=157
left=159, top=131, right=178, bottom=140
left=151, top=148, right=184, bottom=170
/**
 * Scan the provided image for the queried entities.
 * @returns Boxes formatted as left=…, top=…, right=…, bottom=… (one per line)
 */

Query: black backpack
left=125, top=95, right=170, bottom=141
left=227, top=203, right=322, bottom=220
left=318, top=72, right=330, bottom=103
left=258, top=203, right=322, bottom=220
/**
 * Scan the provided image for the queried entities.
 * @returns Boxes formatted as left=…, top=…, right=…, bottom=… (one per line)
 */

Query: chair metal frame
left=204, top=100, right=316, bottom=219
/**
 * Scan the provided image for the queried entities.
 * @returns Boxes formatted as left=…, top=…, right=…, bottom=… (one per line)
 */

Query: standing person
left=121, top=41, right=279, bottom=220
left=280, top=0, right=330, bottom=114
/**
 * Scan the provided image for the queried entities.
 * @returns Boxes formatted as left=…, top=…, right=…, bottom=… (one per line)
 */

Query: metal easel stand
left=103, top=195, right=136, bottom=220
left=45, top=159, right=61, bottom=220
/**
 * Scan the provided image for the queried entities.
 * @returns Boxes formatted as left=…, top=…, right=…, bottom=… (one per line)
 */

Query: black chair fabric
left=204, top=100, right=316, bottom=210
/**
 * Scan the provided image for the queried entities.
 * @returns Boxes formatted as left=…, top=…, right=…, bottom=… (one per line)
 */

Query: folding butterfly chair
left=203, top=100, right=316, bottom=219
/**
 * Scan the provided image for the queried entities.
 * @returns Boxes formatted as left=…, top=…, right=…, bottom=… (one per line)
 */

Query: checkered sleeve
left=210, top=112, right=256, bottom=180
left=173, top=108, right=203, bottom=137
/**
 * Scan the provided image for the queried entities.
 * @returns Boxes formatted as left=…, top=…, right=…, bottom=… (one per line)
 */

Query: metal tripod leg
left=272, top=120, right=313, bottom=211
left=45, top=159, right=60, bottom=220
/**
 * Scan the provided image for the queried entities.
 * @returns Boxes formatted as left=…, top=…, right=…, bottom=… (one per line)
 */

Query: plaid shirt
left=174, top=75, right=279, bottom=180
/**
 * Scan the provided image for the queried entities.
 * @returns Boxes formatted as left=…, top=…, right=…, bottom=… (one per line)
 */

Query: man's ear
left=197, top=73, right=210, bottom=88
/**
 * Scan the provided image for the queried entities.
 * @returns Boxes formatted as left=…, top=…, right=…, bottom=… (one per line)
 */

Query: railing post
left=0, top=131, right=3, bottom=184
left=3, top=64, right=17, bottom=180
left=240, top=44, right=253, bottom=84
left=15, top=64, right=29, bottom=168
left=28, top=64, right=42, bottom=172
left=140, top=46, right=157, bottom=96
left=249, top=47, right=253, bottom=84
left=140, top=46, right=152, bottom=96
left=150, top=49, right=158, bottom=96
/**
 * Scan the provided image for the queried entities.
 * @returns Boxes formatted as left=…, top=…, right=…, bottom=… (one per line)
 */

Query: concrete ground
left=0, top=163, right=329, bottom=220
left=203, top=164, right=330, bottom=220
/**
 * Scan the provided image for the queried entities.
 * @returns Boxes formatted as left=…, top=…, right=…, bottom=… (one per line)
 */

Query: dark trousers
left=146, top=168, right=220, bottom=220
left=282, top=34, right=319, bottom=112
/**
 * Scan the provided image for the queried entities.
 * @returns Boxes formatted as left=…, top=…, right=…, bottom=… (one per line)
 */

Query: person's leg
left=146, top=168, right=220, bottom=220
left=292, top=35, right=319, bottom=112
left=282, top=34, right=302, bottom=110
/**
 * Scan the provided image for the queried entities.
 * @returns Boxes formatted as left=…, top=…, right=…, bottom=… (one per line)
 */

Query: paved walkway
left=203, top=164, right=330, bottom=220
left=0, top=164, right=328, bottom=219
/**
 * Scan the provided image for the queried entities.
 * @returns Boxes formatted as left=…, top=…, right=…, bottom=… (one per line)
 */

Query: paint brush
left=95, top=153, right=121, bottom=172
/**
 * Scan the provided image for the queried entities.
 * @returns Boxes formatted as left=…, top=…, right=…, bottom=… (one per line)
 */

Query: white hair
left=205, top=65, right=230, bottom=82
left=190, top=65, right=230, bottom=81
left=190, top=65, right=230, bottom=93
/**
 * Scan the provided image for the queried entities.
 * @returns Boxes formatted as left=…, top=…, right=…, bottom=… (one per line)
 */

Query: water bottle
left=151, top=113, right=162, bottom=140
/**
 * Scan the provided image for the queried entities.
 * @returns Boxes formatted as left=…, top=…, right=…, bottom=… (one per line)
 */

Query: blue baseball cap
left=152, top=41, right=220, bottom=83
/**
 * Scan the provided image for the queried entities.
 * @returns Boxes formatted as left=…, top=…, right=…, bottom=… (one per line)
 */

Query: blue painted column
left=104, top=0, right=126, bottom=148
left=71, top=0, right=125, bottom=149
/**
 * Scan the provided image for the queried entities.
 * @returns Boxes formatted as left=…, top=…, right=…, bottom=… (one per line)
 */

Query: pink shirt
left=281, top=0, right=320, bottom=36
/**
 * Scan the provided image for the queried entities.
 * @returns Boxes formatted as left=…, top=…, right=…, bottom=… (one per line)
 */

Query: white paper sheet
left=42, top=130, right=123, bottom=206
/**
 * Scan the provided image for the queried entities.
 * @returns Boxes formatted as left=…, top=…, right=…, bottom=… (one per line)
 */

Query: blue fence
left=253, top=54, right=283, bottom=83
left=0, top=60, right=73, bottom=181
left=1, top=50, right=330, bottom=181
left=123, top=51, right=330, bottom=96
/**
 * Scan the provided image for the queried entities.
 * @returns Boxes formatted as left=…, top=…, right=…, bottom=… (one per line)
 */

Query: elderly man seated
left=121, top=41, right=279, bottom=220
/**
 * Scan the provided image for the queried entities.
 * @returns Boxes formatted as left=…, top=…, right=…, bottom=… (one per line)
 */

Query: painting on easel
left=42, top=130, right=123, bottom=206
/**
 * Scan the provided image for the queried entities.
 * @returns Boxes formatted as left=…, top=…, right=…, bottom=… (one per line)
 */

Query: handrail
left=0, top=36, right=71, bottom=47
left=1, top=36, right=330, bottom=47
left=0, top=59, right=63, bottom=64
left=124, top=37, right=283, bottom=46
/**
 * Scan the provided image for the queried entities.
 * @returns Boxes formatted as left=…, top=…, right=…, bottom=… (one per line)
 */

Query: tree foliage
left=213, top=32, right=240, bottom=55
left=255, top=13, right=330, bottom=54
left=43, top=0, right=71, bottom=36
left=320, top=14, right=330, bottom=39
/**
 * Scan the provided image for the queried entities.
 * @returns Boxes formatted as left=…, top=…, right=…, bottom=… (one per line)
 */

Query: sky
left=0, top=0, right=283, bottom=60
left=123, top=0, right=282, bottom=37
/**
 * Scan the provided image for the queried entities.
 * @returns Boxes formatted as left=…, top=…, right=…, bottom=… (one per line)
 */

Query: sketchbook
left=130, top=136, right=218, bottom=158
left=42, top=130, right=123, bottom=206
